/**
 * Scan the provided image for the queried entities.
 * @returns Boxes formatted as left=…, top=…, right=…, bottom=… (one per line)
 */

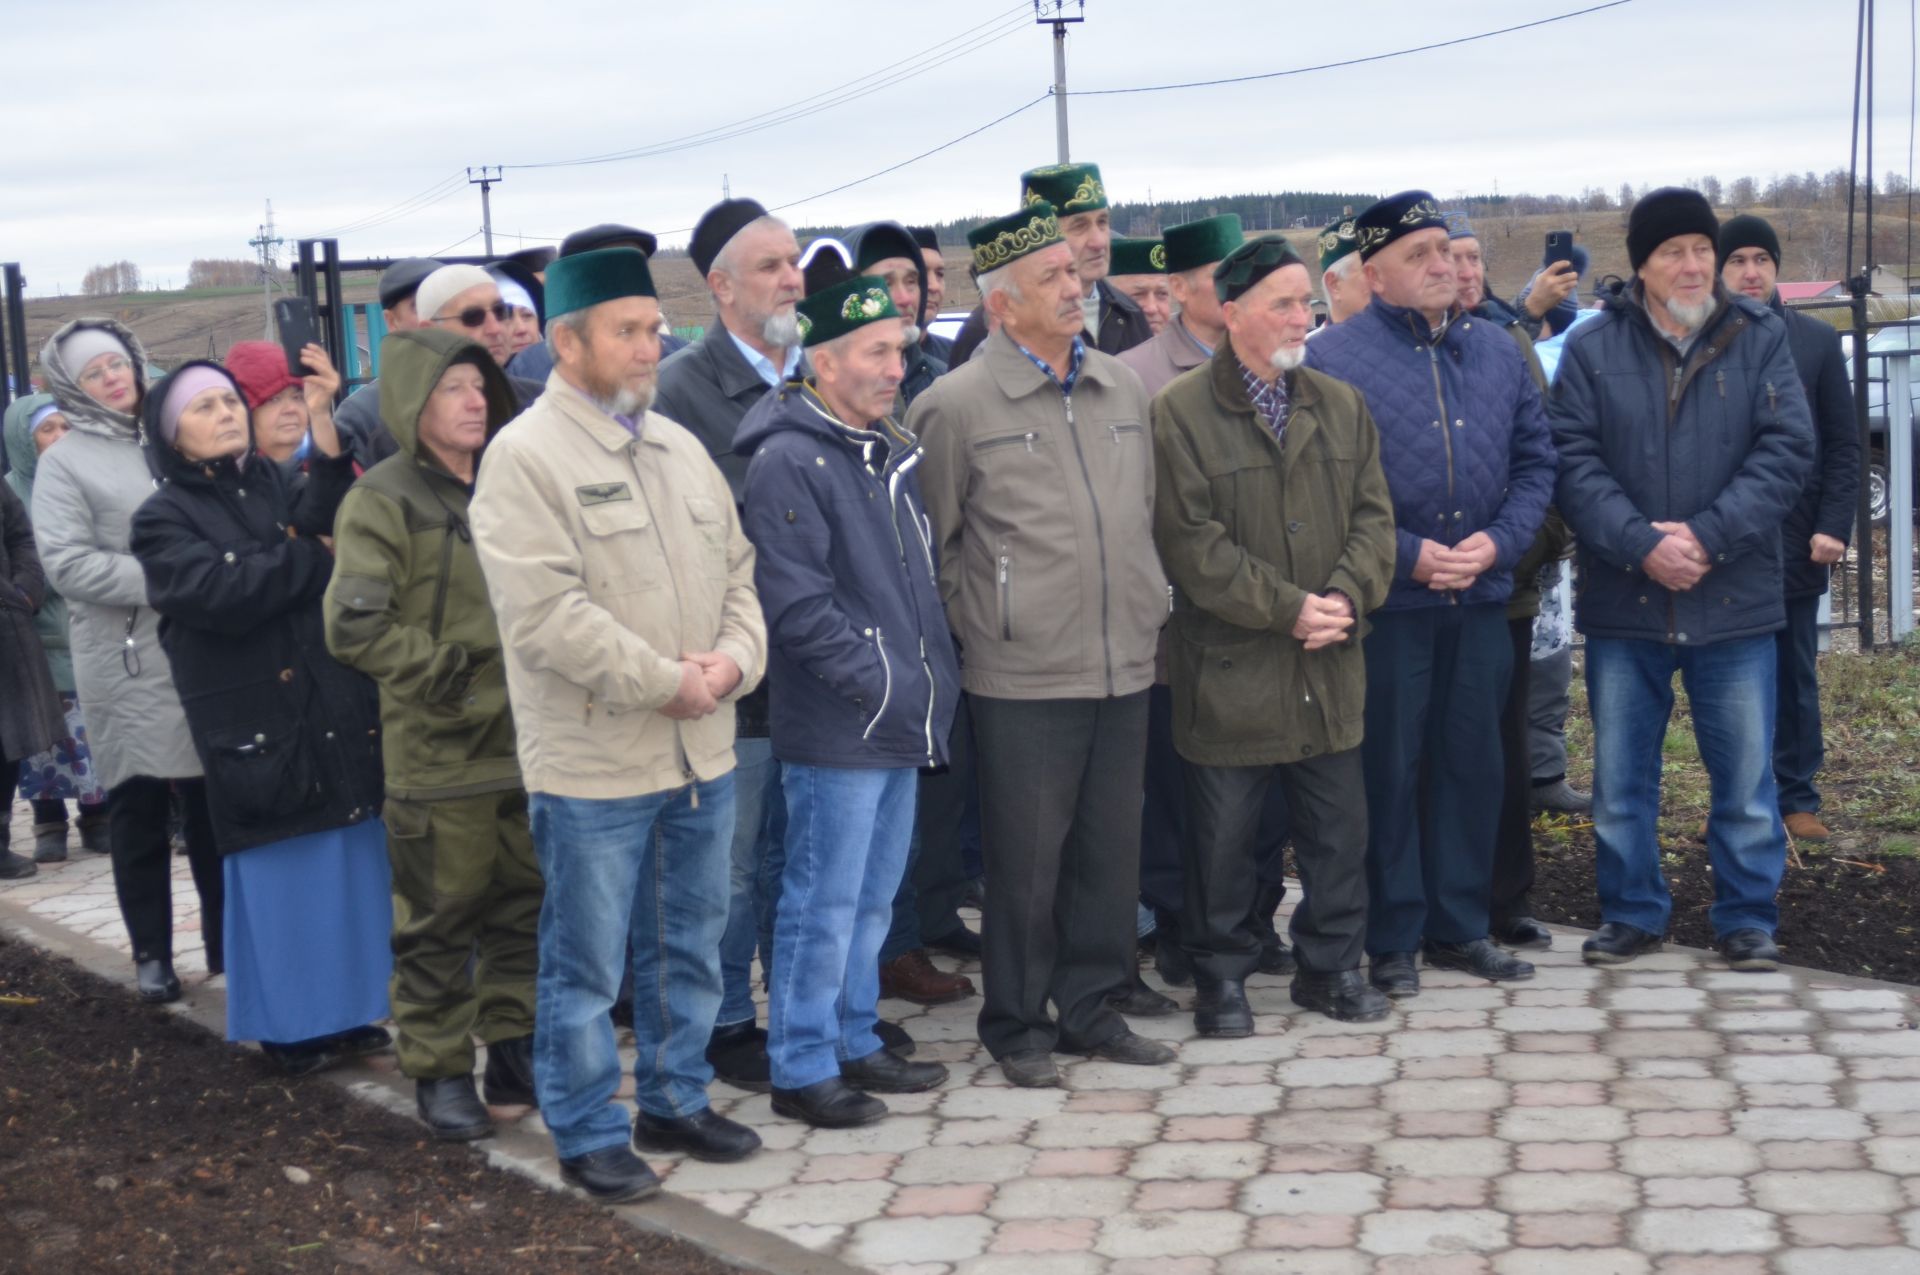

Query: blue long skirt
left=223, top=817, right=394, bottom=1045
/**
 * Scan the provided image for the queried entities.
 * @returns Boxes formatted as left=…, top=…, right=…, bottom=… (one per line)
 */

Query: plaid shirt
left=1017, top=335, right=1086, bottom=394
left=1238, top=358, right=1290, bottom=445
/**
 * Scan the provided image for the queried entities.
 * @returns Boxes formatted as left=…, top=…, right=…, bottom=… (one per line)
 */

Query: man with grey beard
left=1549, top=187, right=1813, bottom=973
left=1149, top=237, right=1397, bottom=1031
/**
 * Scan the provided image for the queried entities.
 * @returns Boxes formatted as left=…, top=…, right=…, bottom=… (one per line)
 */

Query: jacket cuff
left=1393, top=528, right=1425, bottom=583
left=711, top=640, right=759, bottom=703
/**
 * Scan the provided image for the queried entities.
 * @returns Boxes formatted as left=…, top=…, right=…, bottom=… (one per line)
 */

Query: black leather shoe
left=1717, top=928, right=1780, bottom=972
left=1073, top=1028, right=1177, bottom=1066
left=1424, top=938, right=1535, bottom=982
left=1492, top=916, right=1554, bottom=951
left=262, top=1039, right=343, bottom=1078
left=632, top=1107, right=762, bottom=1162
left=332, top=1025, right=393, bottom=1058
left=1369, top=952, right=1420, bottom=999
left=416, top=1075, right=494, bottom=1141
left=874, top=1019, right=917, bottom=1056
left=559, top=1145, right=660, bottom=1203
left=1107, top=973, right=1177, bottom=1017
left=841, top=1047, right=949, bottom=1093
left=135, top=958, right=181, bottom=1004
left=705, top=1021, right=771, bottom=1092
left=1291, top=970, right=1391, bottom=1023
left=925, top=925, right=983, bottom=959
left=1581, top=921, right=1664, bottom=966
left=1153, top=917, right=1195, bottom=988
left=1258, top=939, right=1298, bottom=976
left=1193, top=979, right=1254, bottom=1038
left=771, top=1077, right=887, bottom=1128
left=998, top=1049, right=1060, bottom=1088
left=482, top=1033, right=536, bottom=1105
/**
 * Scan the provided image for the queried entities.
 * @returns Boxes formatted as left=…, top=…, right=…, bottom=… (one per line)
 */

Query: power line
left=1067, top=0, right=1636, bottom=96
left=304, top=171, right=466, bottom=239
left=427, top=227, right=483, bottom=257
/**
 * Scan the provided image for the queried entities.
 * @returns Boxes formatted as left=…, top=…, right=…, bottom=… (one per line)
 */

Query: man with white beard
left=1548, top=188, right=1813, bottom=973
left=1148, top=236, right=1398, bottom=1031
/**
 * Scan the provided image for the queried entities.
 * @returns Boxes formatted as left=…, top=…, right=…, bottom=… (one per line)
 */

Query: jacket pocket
left=683, top=495, right=729, bottom=578
left=1184, top=634, right=1281, bottom=745
left=204, top=721, right=325, bottom=830
left=995, top=545, right=1014, bottom=641
left=860, top=628, right=896, bottom=741
left=578, top=499, right=660, bottom=595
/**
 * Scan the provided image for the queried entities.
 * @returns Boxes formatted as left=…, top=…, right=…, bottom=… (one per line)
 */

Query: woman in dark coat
left=129, top=358, right=393, bottom=1076
left=0, top=481, right=68, bottom=879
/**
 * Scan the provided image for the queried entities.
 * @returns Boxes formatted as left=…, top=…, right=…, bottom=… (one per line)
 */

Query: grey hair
left=545, top=308, right=591, bottom=360
left=710, top=214, right=790, bottom=284
left=976, top=264, right=1023, bottom=307
left=1321, top=251, right=1361, bottom=304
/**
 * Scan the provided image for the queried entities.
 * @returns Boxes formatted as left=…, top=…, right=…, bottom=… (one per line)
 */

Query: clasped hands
left=1411, top=532, right=1499, bottom=593
left=1643, top=521, right=1712, bottom=591
left=661, top=650, right=742, bottom=720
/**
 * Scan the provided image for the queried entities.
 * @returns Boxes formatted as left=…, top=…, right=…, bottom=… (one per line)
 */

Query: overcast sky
left=2, top=0, right=1907, bottom=295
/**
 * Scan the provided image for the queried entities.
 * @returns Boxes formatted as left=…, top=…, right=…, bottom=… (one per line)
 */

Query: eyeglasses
left=435, top=302, right=510, bottom=329
left=122, top=612, right=141, bottom=677
left=79, top=356, right=132, bottom=388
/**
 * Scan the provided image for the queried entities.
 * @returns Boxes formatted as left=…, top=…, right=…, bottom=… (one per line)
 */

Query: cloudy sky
left=3, top=0, right=1906, bottom=295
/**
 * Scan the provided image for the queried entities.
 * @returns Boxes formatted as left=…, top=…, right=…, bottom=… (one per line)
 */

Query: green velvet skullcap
left=1317, top=215, right=1360, bottom=274
left=968, top=204, right=1064, bottom=275
left=1163, top=214, right=1244, bottom=275
left=1108, top=237, right=1167, bottom=276
left=794, top=275, right=900, bottom=349
left=543, top=246, right=656, bottom=319
left=1213, top=235, right=1307, bottom=303
left=1019, top=162, right=1108, bottom=214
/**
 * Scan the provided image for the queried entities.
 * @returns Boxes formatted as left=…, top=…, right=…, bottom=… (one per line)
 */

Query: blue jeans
left=1587, top=635, right=1787, bottom=938
left=528, top=776, right=734, bottom=1159
left=716, top=739, right=784, bottom=1029
left=769, top=765, right=916, bottom=1090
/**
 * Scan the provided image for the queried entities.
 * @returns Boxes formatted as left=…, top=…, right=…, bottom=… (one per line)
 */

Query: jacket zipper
left=977, top=431, right=1039, bottom=453
left=429, top=525, right=457, bottom=640
left=998, top=544, right=1013, bottom=640
left=1061, top=391, right=1116, bottom=694
left=1421, top=329, right=1459, bottom=606
left=862, top=629, right=894, bottom=740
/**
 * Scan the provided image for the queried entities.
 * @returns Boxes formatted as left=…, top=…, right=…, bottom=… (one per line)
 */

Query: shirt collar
left=1174, top=315, right=1215, bottom=358
left=727, top=327, right=802, bottom=388
left=1015, top=335, right=1086, bottom=394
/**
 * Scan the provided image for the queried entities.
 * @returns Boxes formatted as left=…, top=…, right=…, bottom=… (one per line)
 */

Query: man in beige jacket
left=471, top=247, right=767, bottom=1203
left=909, top=204, right=1176, bottom=1088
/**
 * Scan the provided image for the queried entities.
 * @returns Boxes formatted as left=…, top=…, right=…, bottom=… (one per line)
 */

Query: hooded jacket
left=5, top=392, right=76, bottom=688
left=735, top=379, right=960, bottom=769
left=844, top=222, right=950, bottom=409
left=323, top=330, right=523, bottom=801
left=30, top=317, right=201, bottom=787
left=127, top=362, right=382, bottom=854
left=334, top=368, right=545, bottom=472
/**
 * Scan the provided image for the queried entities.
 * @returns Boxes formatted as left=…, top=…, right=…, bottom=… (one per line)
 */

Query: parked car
left=1848, top=321, right=1920, bottom=526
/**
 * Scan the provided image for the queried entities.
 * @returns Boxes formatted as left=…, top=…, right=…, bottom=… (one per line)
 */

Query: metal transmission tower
left=247, top=199, right=284, bottom=337
left=1034, top=1, right=1085, bottom=164
left=468, top=167, right=504, bottom=255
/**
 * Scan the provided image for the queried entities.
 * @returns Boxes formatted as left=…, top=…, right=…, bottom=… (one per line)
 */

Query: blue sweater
left=1304, top=297, right=1557, bottom=611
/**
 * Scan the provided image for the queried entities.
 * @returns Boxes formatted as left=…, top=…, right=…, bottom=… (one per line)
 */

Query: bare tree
left=80, top=260, right=141, bottom=297
left=1700, top=174, right=1724, bottom=206
left=1729, top=175, right=1758, bottom=207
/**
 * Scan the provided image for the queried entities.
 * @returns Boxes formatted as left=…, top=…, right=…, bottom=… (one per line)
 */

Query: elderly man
left=1306, top=191, right=1556, bottom=999
left=650, top=198, right=808, bottom=1090
left=1314, top=215, right=1366, bottom=328
left=947, top=163, right=1152, bottom=364
left=911, top=204, right=1175, bottom=1087
left=844, top=222, right=948, bottom=408
left=1107, top=238, right=1172, bottom=335
left=1719, top=214, right=1858, bottom=846
left=735, top=272, right=959, bottom=1127
left=912, top=227, right=953, bottom=363
left=509, top=224, right=685, bottom=383
left=471, top=247, right=769, bottom=1200
left=1551, top=190, right=1813, bottom=972
left=330, top=258, right=433, bottom=467
left=1152, top=237, right=1397, bottom=1030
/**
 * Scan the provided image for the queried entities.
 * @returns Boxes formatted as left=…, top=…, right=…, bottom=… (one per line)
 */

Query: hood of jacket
left=3, top=392, right=56, bottom=500
left=377, top=328, right=518, bottom=472
left=39, top=316, right=151, bottom=442
left=846, top=221, right=928, bottom=328
left=732, top=376, right=914, bottom=466
left=139, top=360, right=254, bottom=488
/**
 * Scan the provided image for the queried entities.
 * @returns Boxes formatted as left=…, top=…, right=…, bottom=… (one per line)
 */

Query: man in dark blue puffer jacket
left=1549, top=189, right=1813, bottom=974
left=1305, top=191, right=1556, bottom=1000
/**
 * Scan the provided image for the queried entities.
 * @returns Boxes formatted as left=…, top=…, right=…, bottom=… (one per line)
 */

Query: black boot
left=705, top=1021, right=771, bottom=1092
left=560, top=1146, right=659, bottom=1203
left=1423, top=938, right=1535, bottom=982
left=416, top=1075, right=494, bottom=1141
left=135, top=957, right=180, bottom=1003
left=1107, top=972, right=1177, bottom=1017
left=1290, top=969, right=1391, bottom=1023
left=31, top=823, right=69, bottom=864
left=771, top=1077, right=887, bottom=1128
left=1192, top=978, right=1254, bottom=1038
left=77, top=812, right=110, bottom=855
left=632, top=1108, right=761, bottom=1162
left=482, top=1033, right=536, bottom=1105
left=840, top=1047, right=948, bottom=1093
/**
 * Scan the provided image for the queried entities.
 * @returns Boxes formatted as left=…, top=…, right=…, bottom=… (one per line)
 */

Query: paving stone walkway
left=7, top=800, right=1920, bottom=1275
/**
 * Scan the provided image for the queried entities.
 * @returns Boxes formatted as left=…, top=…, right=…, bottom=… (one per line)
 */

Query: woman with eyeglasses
left=31, top=320, right=224, bottom=1002
left=129, top=361, right=393, bottom=1076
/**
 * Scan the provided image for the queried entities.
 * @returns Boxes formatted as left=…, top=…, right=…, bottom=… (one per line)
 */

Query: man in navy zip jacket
left=1305, top=191, right=1556, bottom=1000
left=735, top=272, right=959, bottom=1130
left=1550, top=189, right=1814, bottom=972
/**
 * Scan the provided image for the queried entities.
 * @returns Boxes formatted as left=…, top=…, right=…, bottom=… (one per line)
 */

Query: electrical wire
left=425, top=227, right=483, bottom=257
left=304, top=171, right=466, bottom=239
left=1067, top=0, right=1636, bottom=96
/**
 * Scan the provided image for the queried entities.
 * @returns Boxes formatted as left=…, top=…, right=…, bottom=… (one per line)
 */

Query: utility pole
left=247, top=199, right=283, bottom=338
left=468, top=166, right=504, bottom=256
left=723, top=173, right=731, bottom=200
left=1034, top=1, right=1084, bottom=164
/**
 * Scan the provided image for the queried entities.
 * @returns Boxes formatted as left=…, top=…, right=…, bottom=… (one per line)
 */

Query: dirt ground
left=0, top=935, right=731, bottom=1275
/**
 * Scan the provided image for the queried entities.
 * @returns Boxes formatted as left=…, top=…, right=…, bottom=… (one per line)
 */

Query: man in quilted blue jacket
left=1305, top=191, right=1556, bottom=1000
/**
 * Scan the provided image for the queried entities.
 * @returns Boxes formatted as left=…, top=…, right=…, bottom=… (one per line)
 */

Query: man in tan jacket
left=909, top=204, right=1175, bottom=1088
left=471, top=247, right=767, bottom=1203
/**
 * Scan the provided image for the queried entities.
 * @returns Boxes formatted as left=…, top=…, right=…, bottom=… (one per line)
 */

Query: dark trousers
left=880, top=696, right=979, bottom=962
left=1361, top=604, right=1513, bottom=955
left=1773, top=594, right=1825, bottom=816
left=107, top=775, right=223, bottom=966
left=971, top=691, right=1147, bottom=1058
left=1491, top=616, right=1537, bottom=925
left=1182, top=747, right=1368, bottom=981
left=1140, top=685, right=1289, bottom=918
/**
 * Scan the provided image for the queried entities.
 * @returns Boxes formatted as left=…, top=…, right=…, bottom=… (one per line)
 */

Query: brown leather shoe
left=1784, top=811, right=1831, bottom=842
left=878, top=949, right=976, bottom=1005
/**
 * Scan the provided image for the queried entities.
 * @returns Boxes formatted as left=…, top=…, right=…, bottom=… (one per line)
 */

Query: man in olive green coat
left=1151, top=237, right=1396, bottom=1032
left=323, top=328, right=543, bottom=1143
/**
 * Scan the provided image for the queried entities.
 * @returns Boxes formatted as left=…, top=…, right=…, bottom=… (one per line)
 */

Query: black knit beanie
left=1717, top=214, right=1783, bottom=271
left=1627, top=188, right=1719, bottom=272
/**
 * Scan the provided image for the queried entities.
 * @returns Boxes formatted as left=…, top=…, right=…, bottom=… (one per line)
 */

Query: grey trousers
left=970, top=691, right=1148, bottom=1059
left=1528, top=644, right=1574, bottom=783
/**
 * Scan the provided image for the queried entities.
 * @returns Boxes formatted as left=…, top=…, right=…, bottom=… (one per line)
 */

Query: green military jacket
left=323, top=328, right=522, bottom=801
left=1151, top=345, right=1396, bottom=767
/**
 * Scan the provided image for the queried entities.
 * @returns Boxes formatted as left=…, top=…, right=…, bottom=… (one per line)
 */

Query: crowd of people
left=0, top=165, right=1855, bottom=1205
